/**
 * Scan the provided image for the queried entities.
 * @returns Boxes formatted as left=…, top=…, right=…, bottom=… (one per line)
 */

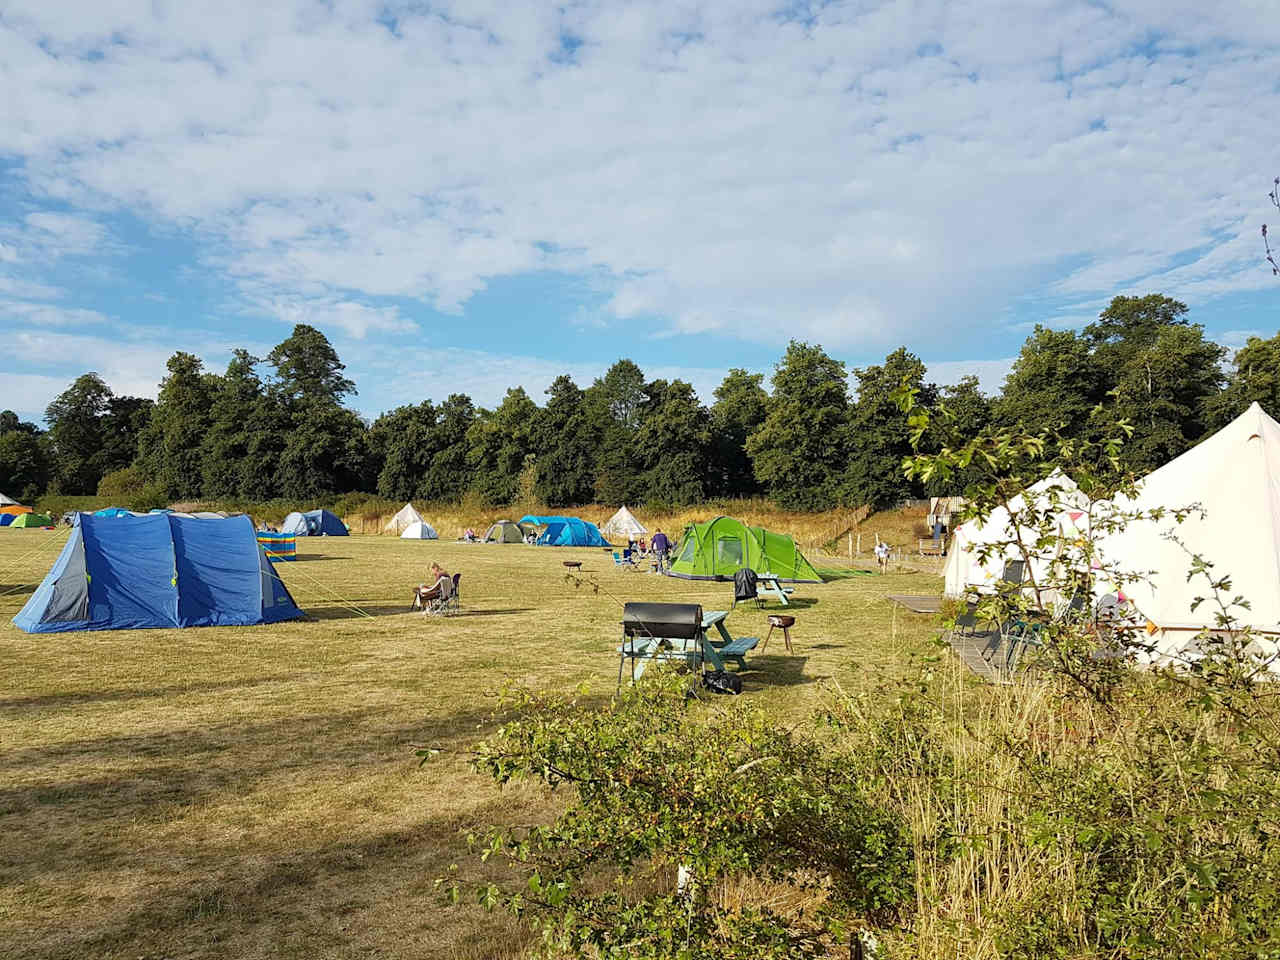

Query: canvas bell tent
left=281, top=509, right=348, bottom=537
left=601, top=506, right=646, bottom=542
left=519, top=515, right=611, bottom=547
left=0, top=492, right=20, bottom=507
left=667, top=517, right=821, bottom=583
left=13, top=513, right=302, bottom=632
left=400, top=520, right=438, bottom=540
left=943, top=471, right=1087, bottom=600
left=1097, top=403, right=1280, bottom=665
left=9, top=512, right=54, bottom=528
left=385, top=503, right=424, bottom=534
left=483, top=520, right=529, bottom=543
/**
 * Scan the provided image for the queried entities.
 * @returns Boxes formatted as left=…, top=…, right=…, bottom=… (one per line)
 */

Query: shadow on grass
left=0, top=674, right=301, bottom=712
left=742, top=654, right=814, bottom=688
left=303, top=605, right=536, bottom=621
left=286, top=555, right=352, bottom=562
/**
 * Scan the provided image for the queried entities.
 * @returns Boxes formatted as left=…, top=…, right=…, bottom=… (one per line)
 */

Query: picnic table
left=618, top=610, right=759, bottom=683
left=756, top=574, right=795, bottom=606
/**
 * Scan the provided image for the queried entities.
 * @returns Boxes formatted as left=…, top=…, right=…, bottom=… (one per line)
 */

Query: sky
left=1, top=0, right=1278, bottom=425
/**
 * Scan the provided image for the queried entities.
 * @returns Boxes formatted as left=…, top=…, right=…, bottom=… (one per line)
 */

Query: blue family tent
left=519, top=515, right=611, bottom=547
left=93, top=506, right=134, bottom=518
left=281, top=509, right=348, bottom=537
left=13, top=513, right=303, bottom=633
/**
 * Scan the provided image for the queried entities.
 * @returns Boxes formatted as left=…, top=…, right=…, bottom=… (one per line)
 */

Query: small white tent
left=1098, top=403, right=1280, bottom=664
left=400, top=520, right=439, bottom=540
left=601, top=505, right=646, bottom=542
left=0, top=492, right=19, bottom=506
left=386, top=503, right=424, bottom=534
left=943, top=471, right=1087, bottom=600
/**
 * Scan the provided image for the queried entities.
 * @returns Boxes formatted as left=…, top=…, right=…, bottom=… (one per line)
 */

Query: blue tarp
left=93, top=507, right=134, bottom=518
left=0, top=514, right=12, bottom=527
left=281, top=509, right=348, bottom=537
left=13, top=513, right=303, bottom=633
left=518, top=514, right=611, bottom=547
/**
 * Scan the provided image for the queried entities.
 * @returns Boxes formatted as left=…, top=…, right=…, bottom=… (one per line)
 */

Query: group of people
left=623, top=527, right=672, bottom=571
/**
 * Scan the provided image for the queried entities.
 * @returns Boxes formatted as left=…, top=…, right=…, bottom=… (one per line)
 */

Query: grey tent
left=483, top=520, right=529, bottom=543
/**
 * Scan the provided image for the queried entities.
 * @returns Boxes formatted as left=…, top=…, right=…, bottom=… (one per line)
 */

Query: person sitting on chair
left=414, top=562, right=451, bottom=608
left=463, top=527, right=476, bottom=542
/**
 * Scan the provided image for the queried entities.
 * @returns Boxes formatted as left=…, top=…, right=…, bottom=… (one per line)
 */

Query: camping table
left=620, top=610, right=733, bottom=680
left=756, top=574, right=794, bottom=606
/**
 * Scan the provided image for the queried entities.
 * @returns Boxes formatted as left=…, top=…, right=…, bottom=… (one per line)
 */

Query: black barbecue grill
left=618, top=602, right=705, bottom=687
left=621, top=602, right=703, bottom=640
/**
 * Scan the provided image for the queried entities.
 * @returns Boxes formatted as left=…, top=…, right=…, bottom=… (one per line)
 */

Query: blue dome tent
left=519, top=515, right=611, bottom=547
left=93, top=506, right=135, bottom=518
left=281, top=509, right=348, bottom=537
left=13, top=513, right=303, bottom=633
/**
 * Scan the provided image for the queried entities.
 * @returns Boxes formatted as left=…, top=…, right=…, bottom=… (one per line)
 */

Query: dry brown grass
left=0, top=527, right=947, bottom=959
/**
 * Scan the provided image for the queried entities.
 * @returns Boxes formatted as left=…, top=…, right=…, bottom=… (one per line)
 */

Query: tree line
left=2, top=294, right=1277, bottom=511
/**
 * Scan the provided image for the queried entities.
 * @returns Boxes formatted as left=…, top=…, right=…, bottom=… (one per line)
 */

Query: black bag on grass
left=702, top=670, right=742, bottom=695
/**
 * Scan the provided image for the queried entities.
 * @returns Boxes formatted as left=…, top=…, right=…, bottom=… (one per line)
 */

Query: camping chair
left=446, top=573, right=461, bottom=615
left=732, top=568, right=762, bottom=609
left=612, top=551, right=639, bottom=571
left=954, top=600, right=980, bottom=636
left=418, top=574, right=454, bottom=616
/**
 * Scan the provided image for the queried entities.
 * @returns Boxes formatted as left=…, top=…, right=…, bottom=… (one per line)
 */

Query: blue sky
left=1, top=0, right=1278, bottom=424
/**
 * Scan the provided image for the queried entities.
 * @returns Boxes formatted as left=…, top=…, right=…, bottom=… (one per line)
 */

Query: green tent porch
left=666, top=516, right=821, bottom=583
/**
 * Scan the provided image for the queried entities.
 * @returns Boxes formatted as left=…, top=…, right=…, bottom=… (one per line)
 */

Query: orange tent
left=0, top=504, right=32, bottom=516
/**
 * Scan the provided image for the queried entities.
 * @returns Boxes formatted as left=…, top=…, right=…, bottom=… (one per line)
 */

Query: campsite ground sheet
left=0, top=531, right=946, bottom=959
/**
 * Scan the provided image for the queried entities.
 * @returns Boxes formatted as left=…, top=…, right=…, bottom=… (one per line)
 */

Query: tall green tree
left=533, top=376, right=598, bottom=505
left=136, top=352, right=216, bottom=499
left=266, top=324, right=356, bottom=403
left=370, top=402, right=438, bottom=502
left=746, top=341, right=849, bottom=510
left=1206, top=332, right=1280, bottom=428
left=842, top=347, right=935, bottom=510
left=922, top=375, right=992, bottom=494
left=587, top=360, right=647, bottom=504
left=467, top=387, right=540, bottom=505
left=1084, top=295, right=1224, bottom=473
left=100, top=396, right=153, bottom=475
left=708, top=369, right=768, bottom=497
left=421, top=394, right=476, bottom=500
left=633, top=379, right=711, bottom=506
left=993, top=326, right=1104, bottom=438
left=200, top=350, right=266, bottom=498
left=0, top=411, right=51, bottom=501
left=45, top=373, right=114, bottom=494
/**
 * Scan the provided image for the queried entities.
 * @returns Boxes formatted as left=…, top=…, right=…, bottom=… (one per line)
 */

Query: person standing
left=651, top=528, right=670, bottom=572
left=874, top=539, right=890, bottom=574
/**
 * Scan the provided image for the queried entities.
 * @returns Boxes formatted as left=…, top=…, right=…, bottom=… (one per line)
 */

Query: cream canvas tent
left=943, top=471, right=1087, bottom=600
left=601, top=505, right=646, bottom=542
left=399, top=520, right=438, bottom=540
left=0, top=492, right=20, bottom=507
left=385, top=503, right=424, bottom=534
left=1097, top=403, right=1280, bottom=666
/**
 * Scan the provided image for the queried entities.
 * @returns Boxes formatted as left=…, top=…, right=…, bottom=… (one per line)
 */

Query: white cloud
left=263, top=296, right=418, bottom=339
left=0, top=0, right=1277, bottom=360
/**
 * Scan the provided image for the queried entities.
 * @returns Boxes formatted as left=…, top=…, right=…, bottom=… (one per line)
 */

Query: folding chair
left=420, top=575, right=454, bottom=616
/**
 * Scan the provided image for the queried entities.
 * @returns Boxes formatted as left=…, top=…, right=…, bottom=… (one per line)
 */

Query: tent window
left=716, top=537, right=743, bottom=567
left=678, top=538, right=696, bottom=563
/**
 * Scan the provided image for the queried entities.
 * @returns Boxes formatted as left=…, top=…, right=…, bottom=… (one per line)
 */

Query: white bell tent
left=943, top=471, right=1087, bottom=600
left=601, top=505, right=647, bottom=542
left=399, top=520, right=439, bottom=540
left=1098, top=402, right=1280, bottom=665
left=386, top=503, right=424, bottom=534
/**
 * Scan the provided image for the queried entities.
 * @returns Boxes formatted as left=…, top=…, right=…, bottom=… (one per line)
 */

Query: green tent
left=483, top=519, right=530, bottom=543
left=9, top=512, right=53, bottom=528
left=666, top=516, right=821, bottom=583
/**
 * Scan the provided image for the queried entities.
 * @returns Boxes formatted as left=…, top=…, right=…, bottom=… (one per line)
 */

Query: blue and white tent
left=281, top=509, right=348, bottom=537
left=13, top=513, right=303, bottom=633
left=93, top=506, right=135, bottom=518
left=519, top=515, right=611, bottom=547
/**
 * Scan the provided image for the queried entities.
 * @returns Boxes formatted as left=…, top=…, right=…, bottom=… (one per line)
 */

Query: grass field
left=0, top=529, right=950, bottom=959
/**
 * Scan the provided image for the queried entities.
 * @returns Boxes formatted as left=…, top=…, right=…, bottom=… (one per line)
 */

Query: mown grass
left=0, top=528, right=949, bottom=959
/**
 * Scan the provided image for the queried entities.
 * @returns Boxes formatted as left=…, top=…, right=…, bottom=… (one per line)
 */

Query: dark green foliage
left=438, top=680, right=913, bottom=957
left=44, top=373, right=115, bottom=494
left=370, top=402, right=438, bottom=502
left=466, top=387, right=540, bottom=506
left=533, top=376, right=599, bottom=506
left=420, top=394, right=476, bottom=501
left=746, top=341, right=850, bottom=510
left=993, top=325, right=1104, bottom=437
left=0, top=411, right=51, bottom=501
left=136, top=352, right=216, bottom=499
left=200, top=350, right=269, bottom=499
left=266, top=323, right=356, bottom=403
left=709, top=369, right=768, bottom=497
left=842, top=347, right=935, bottom=510
left=1206, top=331, right=1280, bottom=428
left=633, top=379, right=711, bottom=506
